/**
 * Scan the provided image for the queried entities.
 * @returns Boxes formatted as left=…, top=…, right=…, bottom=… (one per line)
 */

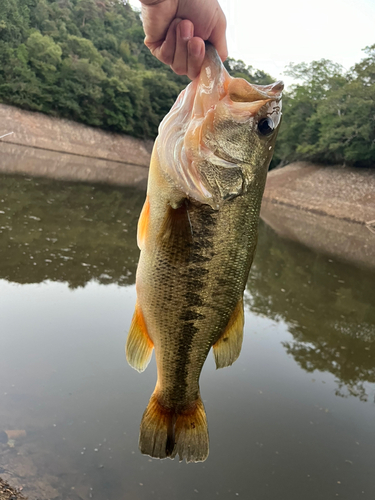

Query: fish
left=126, top=43, right=283, bottom=463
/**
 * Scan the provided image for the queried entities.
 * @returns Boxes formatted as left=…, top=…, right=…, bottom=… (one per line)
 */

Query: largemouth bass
left=126, top=44, right=283, bottom=463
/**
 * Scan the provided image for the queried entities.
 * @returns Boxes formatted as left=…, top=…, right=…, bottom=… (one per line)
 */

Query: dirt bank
left=262, top=162, right=375, bottom=224
left=0, top=104, right=151, bottom=187
left=0, top=104, right=152, bottom=166
left=261, top=162, right=375, bottom=268
left=0, top=141, right=149, bottom=189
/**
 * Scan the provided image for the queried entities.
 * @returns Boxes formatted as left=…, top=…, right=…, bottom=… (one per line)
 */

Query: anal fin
left=126, top=303, right=154, bottom=372
left=213, top=298, right=244, bottom=369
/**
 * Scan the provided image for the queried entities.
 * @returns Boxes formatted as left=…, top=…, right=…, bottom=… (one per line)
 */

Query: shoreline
left=1, top=104, right=374, bottom=268
left=262, top=162, right=375, bottom=225
left=0, top=477, right=26, bottom=500
left=261, top=163, right=375, bottom=269
left=0, top=104, right=153, bottom=165
left=0, top=104, right=151, bottom=188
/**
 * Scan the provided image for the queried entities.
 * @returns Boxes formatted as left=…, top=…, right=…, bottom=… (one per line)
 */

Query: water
left=0, top=174, right=374, bottom=500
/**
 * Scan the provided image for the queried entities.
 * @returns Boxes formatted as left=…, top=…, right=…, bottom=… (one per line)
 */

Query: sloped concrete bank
left=261, top=163, right=375, bottom=268
left=0, top=104, right=152, bottom=188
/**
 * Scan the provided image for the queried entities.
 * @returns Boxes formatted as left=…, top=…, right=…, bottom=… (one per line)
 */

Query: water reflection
left=1, top=174, right=375, bottom=498
left=248, top=221, right=375, bottom=402
left=1, top=173, right=374, bottom=404
left=0, top=175, right=144, bottom=287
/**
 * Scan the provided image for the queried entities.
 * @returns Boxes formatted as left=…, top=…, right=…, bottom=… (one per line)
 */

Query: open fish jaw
left=157, top=43, right=283, bottom=208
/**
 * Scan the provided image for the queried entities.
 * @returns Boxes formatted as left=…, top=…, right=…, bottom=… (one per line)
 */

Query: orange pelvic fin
left=137, top=196, right=150, bottom=249
left=126, top=303, right=154, bottom=372
left=212, top=298, right=244, bottom=369
left=139, top=393, right=209, bottom=463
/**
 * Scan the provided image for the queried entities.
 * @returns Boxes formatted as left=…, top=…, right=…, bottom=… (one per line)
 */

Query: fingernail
left=180, top=22, right=193, bottom=40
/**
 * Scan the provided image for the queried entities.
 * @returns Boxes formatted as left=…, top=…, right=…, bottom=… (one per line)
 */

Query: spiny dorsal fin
left=213, top=298, right=244, bottom=369
left=126, top=303, right=154, bottom=372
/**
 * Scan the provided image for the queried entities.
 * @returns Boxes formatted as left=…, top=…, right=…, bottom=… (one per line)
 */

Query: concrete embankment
left=261, top=163, right=375, bottom=269
left=0, top=104, right=151, bottom=188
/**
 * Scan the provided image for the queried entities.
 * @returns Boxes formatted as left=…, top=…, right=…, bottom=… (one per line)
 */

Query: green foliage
left=224, top=57, right=274, bottom=85
left=26, top=31, right=62, bottom=81
left=0, top=0, right=36, bottom=44
left=0, top=0, right=188, bottom=137
left=0, top=0, right=373, bottom=165
left=273, top=48, right=375, bottom=168
left=0, top=0, right=278, bottom=139
left=62, top=35, right=103, bottom=65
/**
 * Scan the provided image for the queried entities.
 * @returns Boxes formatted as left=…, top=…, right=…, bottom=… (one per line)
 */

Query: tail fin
left=139, top=392, right=209, bottom=463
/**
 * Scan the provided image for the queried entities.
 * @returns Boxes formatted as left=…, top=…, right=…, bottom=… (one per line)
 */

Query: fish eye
left=258, top=117, right=275, bottom=136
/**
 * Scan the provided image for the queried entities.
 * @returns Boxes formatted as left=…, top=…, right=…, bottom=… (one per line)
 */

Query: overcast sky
left=129, top=0, right=375, bottom=88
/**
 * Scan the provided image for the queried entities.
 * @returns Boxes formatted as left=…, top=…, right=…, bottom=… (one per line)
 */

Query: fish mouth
left=156, top=43, right=283, bottom=208
left=195, top=44, right=283, bottom=129
left=229, top=80, right=284, bottom=102
left=201, top=42, right=283, bottom=110
left=225, top=79, right=283, bottom=122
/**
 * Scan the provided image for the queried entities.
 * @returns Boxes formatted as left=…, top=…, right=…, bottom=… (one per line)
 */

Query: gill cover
left=157, top=43, right=283, bottom=209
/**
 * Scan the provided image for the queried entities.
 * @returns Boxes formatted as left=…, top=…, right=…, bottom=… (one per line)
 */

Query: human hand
left=139, top=0, right=227, bottom=80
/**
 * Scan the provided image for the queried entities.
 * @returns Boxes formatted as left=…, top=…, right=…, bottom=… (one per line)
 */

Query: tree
left=0, top=0, right=35, bottom=44
left=224, top=57, right=274, bottom=85
left=26, top=31, right=62, bottom=82
left=1, top=0, right=372, bottom=160
left=273, top=50, right=375, bottom=168
left=62, top=35, right=104, bottom=66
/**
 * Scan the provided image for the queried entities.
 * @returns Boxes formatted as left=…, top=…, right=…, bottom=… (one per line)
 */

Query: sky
left=128, top=0, right=375, bottom=88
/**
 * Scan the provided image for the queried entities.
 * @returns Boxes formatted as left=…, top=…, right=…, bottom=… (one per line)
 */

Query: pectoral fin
left=126, top=303, right=154, bottom=372
left=213, top=299, right=244, bottom=369
left=157, top=203, right=193, bottom=264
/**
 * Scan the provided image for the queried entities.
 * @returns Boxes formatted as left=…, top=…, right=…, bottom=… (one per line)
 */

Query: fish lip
left=253, top=80, right=284, bottom=99
left=228, top=78, right=284, bottom=105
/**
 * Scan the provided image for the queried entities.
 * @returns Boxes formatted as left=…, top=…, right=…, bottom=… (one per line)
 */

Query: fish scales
left=126, top=43, right=283, bottom=462
left=150, top=200, right=256, bottom=403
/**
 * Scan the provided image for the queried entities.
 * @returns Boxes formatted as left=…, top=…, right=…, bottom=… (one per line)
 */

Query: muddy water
left=0, top=175, right=374, bottom=500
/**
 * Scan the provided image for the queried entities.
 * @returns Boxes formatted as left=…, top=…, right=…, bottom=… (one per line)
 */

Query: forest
left=0, top=0, right=374, bottom=167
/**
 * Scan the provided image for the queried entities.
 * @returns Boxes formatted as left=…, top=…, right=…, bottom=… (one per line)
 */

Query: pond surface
left=0, top=174, right=374, bottom=500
